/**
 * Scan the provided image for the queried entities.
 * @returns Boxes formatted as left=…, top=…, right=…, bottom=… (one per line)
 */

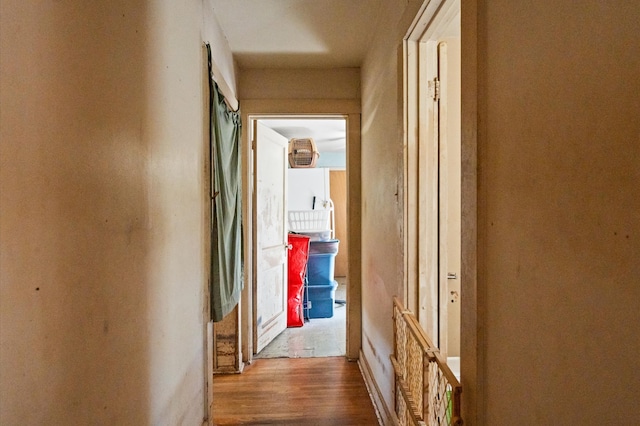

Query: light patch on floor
left=255, top=278, right=346, bottom=358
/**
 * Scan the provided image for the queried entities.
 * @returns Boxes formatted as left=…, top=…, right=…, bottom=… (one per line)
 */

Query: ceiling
left=211, top=0, right=385, bottom=69
left=259, top=118, right=346, bottom=152
left=211, top=1, right=381, bottom=154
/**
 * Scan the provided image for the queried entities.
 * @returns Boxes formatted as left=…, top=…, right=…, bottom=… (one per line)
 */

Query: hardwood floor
left=212, top=357, right=380, bottom=425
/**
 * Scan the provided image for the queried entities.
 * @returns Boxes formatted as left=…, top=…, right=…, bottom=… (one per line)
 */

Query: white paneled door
left=253, top=121, right=289, bottom=353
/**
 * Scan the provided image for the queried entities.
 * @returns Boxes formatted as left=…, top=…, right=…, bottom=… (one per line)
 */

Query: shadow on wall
left=1, top=2, right=153, bottom=423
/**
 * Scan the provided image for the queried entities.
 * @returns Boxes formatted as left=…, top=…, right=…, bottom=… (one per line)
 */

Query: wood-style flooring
left=212, top=357, right=380, bottom=425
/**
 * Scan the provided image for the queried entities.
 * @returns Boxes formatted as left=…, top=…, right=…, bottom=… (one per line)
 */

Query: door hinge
left=428, top=77, right=440, bottom=101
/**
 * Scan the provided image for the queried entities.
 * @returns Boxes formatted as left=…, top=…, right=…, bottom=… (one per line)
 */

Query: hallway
left=212, top=357, right=379, bottom=425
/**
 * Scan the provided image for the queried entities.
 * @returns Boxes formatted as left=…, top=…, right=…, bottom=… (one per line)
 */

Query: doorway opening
left=254, top=117, right=348, bottom=359
left=403, top=0, right=461, bottom=377
left=246, top=114, right=354, bottom=361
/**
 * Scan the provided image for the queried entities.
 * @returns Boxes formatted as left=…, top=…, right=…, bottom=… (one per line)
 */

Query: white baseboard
left=357, top=349, right=398, bottom=426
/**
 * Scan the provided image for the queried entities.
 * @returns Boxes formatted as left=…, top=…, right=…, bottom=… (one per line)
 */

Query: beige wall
left=0, top=1, right=236, bottom=423
left=473, top=1, right=640, bottom=423
left=238, top=68, right=360, bottom=100
left=359, top=0, right=424, bottom=419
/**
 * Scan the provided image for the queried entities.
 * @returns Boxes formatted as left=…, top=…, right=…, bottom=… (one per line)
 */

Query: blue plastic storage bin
left=307, top=253, right=337, bottom=285
left=304, top=239, right=340, bottom=319
left=304, top=280, right=338, bottom=318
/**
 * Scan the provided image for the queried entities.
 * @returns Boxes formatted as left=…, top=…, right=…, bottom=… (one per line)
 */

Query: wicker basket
left=288, top=138, right=319, bottom=168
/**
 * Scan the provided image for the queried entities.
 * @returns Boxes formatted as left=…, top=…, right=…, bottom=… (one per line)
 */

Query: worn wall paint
left=360, top=0, right=424, bottom=418
left=476, top=1, right=640, bottom=423
left=213, top=310, right=240, bottom=371
left=0, top=0, right=236, bottom=423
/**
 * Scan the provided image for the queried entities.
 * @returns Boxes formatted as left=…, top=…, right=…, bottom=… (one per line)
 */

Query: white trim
left=358, top=350, right=396, bottom=426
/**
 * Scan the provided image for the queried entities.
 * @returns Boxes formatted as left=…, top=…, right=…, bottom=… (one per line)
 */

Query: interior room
left=255, top=118, right=348, bottom=359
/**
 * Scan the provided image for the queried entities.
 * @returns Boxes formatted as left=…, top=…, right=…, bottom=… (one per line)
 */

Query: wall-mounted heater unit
left=288, top=138, right=319, bottom=168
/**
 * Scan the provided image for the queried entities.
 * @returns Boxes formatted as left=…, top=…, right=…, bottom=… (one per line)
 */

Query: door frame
left=240, top=99, right=362, bottom=363
left=403, top=0, right=480, bottom=423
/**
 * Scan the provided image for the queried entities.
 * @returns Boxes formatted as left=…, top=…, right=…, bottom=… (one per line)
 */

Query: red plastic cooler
left=287, top=233, right=310, bottom=327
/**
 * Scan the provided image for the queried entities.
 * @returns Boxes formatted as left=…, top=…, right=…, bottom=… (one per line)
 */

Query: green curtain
left=207, top=44, right=243, bottom=322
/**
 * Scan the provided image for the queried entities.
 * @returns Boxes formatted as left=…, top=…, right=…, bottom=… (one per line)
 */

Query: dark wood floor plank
left=213, top=357, right=379, bottom=425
